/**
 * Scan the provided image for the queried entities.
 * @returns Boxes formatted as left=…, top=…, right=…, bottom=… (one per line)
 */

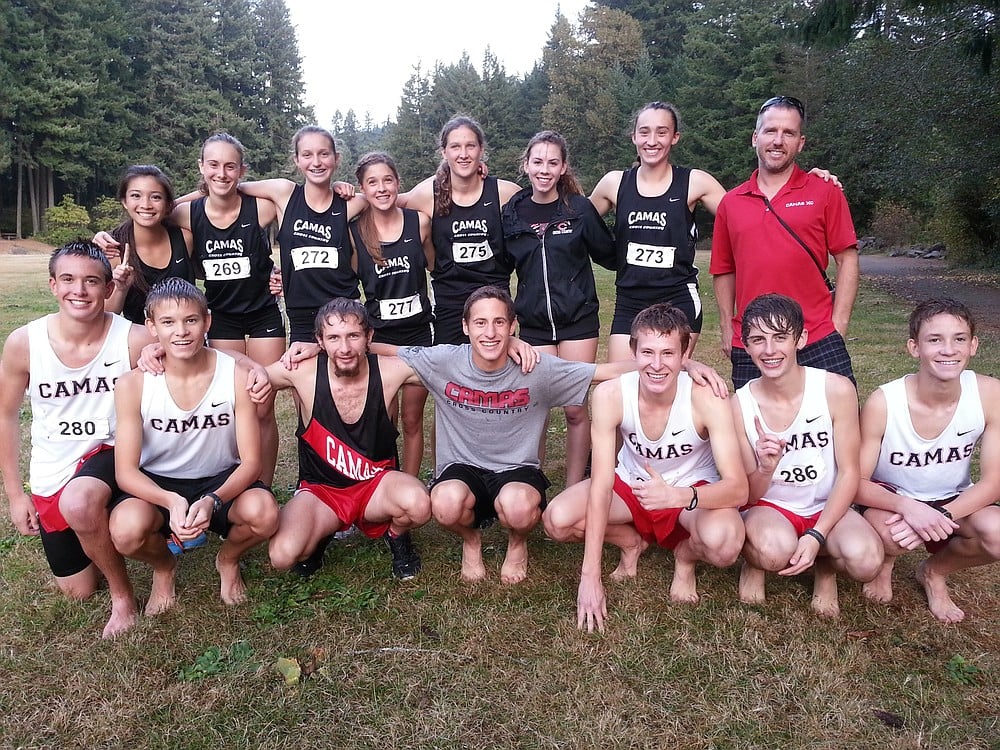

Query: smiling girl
left=103, top=165, right=195, bottom=324
left=350, top=152, right=435, bottom=477
left=397, top=115, right=521, bottom=345
left=238, top=126, right=366, bottom=343
left=501, top=131, right=616, bottom=485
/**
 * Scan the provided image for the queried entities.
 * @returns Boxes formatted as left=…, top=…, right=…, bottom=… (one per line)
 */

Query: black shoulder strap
left=760, top=195, right=834, bottom=292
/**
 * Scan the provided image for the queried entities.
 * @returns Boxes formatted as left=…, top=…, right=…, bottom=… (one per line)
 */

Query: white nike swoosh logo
left=483, top=202, right=493, bottom=207
left=404, top=238, right=414, bottom=243
left=266, top=328, right=279, bottom=333
left=332, top=212, right=343, bottom=216
left=175, top=258, right=184, bottom=264
left=669, top=197, right=682, bottom=202
left=241, top=223, right=252, bottom=228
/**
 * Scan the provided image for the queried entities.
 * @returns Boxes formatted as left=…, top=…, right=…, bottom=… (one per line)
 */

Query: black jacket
left=501, top=188, right=615, bottom=341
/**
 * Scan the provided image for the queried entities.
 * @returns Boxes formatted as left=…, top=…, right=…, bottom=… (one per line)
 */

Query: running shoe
left=292, top=534, right=333, bottom=578
left=385, top=531, right=421, bottom=580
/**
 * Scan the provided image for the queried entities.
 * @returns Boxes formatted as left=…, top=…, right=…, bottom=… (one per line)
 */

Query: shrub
left=869, top=200, right=919, bottom=249
left=91, top=196, right=124, bottom=233
left=42, top=195, right=92, bottom=246
left=926, top=179, right=1000, bottom=267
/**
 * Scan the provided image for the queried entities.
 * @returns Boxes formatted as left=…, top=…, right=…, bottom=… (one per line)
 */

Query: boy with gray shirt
left=399, top=287, right=632, bottom=584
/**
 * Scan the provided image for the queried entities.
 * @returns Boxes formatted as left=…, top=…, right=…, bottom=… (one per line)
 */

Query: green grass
left=0, top=251, right=998, bottom=749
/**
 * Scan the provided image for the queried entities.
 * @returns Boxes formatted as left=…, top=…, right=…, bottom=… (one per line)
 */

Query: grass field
left=0, top=250, right=997, bottom=749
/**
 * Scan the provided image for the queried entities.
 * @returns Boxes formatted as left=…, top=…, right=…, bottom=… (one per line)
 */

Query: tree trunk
left=27, top=165, right=39, bottom=236
left=16, top=162, right=23, bottom=240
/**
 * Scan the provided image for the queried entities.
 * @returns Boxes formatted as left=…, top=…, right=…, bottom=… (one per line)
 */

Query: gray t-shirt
left=398, top=345, right=595, bottom=474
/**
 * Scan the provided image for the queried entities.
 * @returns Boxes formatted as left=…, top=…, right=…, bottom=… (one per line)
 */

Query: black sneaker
left=292, top=534, right=333, bottom=578
left=385, top=531, right=421, bottom=580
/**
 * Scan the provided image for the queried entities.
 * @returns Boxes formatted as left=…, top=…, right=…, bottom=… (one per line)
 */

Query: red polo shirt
left=710, top=165, right=857, bottom=349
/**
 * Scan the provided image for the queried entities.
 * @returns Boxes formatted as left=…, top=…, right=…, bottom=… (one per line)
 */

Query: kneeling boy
left=733, top=294, right=881, bottom=617
left=111, top=279, right=278, bottom=612
left=858, top=298, right=1000, bottom=623
left=544, top=304, right=748, bottom=632
left=265, top=298, right=431, bottom=581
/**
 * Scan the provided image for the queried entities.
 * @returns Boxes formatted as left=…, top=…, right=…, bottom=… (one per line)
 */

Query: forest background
left=1, top=0, right=998, bottom=265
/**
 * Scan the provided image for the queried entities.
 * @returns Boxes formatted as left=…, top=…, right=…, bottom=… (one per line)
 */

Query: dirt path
left=859, top=254, right=1000, bottom=333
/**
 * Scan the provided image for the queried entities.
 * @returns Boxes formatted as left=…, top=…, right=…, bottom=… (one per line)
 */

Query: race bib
left=626, top=242, right=676, bottom=269
left=291, top=246, right=339, bottom=270
left=773, top=450, right=827, bottom=487
left=203, top=256, right=251, bottom=281
left=379, top=294, right=422, bottom=321
left=452, top=240, right=494, bottom=264
left=48, top=417, right=111, bottom=442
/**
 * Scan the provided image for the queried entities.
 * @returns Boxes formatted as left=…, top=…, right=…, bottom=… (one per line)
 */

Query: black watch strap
left=203, top=491, right=223, bottom=514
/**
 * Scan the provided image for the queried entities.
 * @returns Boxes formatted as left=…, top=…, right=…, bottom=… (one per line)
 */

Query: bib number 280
left=50, top=417, right=110, bottom=441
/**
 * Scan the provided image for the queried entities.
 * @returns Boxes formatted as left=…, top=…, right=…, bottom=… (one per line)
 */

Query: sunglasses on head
left=759, top=96, right=805, bottom=119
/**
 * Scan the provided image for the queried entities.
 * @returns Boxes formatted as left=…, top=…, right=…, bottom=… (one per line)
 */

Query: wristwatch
left=686, top=485, right=699, bottom=511
left=202, top=491, right=223, bottom=515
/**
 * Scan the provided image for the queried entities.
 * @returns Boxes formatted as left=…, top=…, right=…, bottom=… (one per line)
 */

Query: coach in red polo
left=711, top=95, right=859, bottom=389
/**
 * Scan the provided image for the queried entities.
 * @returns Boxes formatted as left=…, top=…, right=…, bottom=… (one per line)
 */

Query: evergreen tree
left=598, top=0, right=696, bottom=99
left=802, top=0, right=1000, bottom=75
left=673, top=0, right=808, bottom=189
left=542, top=6, right=651, bottom=188
left=384, top=65, right=437, bottom=188
left=1, top=0, right=130, bottom=227
left=121, top=0, right=239, bottom=193
left=252, top=0, right=314, bottom=177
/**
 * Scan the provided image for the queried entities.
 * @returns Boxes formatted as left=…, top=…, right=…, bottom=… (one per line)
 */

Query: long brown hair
left=111, top=164, right=176, bottom=297
left=433, top=115, right=486, bottom=217
left=354, top=151, right=400, bottom=266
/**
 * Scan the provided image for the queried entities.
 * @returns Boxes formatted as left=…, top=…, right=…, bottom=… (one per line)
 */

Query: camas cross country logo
left=444, top=382, right=530, bottom=412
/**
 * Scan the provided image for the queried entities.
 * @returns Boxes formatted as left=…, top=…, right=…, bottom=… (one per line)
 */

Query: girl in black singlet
left=176, top=133, right=284, bottom=485
left=103, top=165, right=194, bottom=324
left=397, top=115, right=522, bottom=345
left=350, top=152, right=434, bottom=477
left=239, top=126, right=366, bottom=343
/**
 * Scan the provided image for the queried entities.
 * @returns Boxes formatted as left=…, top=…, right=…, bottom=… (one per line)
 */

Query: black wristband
left=934, top=504, right=954, bottom=520
left=686, top=485, right=699, bottom=511
left=202, top=491, right=223, bottom=515
left=802, top=527, right=826, bottom=546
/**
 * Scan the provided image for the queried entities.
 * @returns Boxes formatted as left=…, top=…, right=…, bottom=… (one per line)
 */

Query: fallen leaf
left=420, top=626, right=441, bottom=641
left=275, top=657, right=301, bottom=685
left=872, top=709, right=904, bottom=729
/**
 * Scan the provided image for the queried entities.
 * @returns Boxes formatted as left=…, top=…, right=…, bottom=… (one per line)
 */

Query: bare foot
left=862, top=562, right=895, bottom=604
left=738, top=561, right=767, bottom=605
left=610, top=538, right=649, bottom=581
left=103, top=597, right=139, bottom=639
left=217, top=554, right=247, bottom=605
left=500, top=536, right=529, bottom=585
left=145, top=557, right=178, bottom=616
left=460, top=537, right=487, bottom=583
left=669, top=560, right=699, bottom=604
left=811, top=562, right=840, bottom=619
left=916, top=560, right=965, bottom=623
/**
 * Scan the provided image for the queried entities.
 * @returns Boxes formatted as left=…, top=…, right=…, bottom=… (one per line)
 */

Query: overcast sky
left=285, top=0, right=593, bottom=127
